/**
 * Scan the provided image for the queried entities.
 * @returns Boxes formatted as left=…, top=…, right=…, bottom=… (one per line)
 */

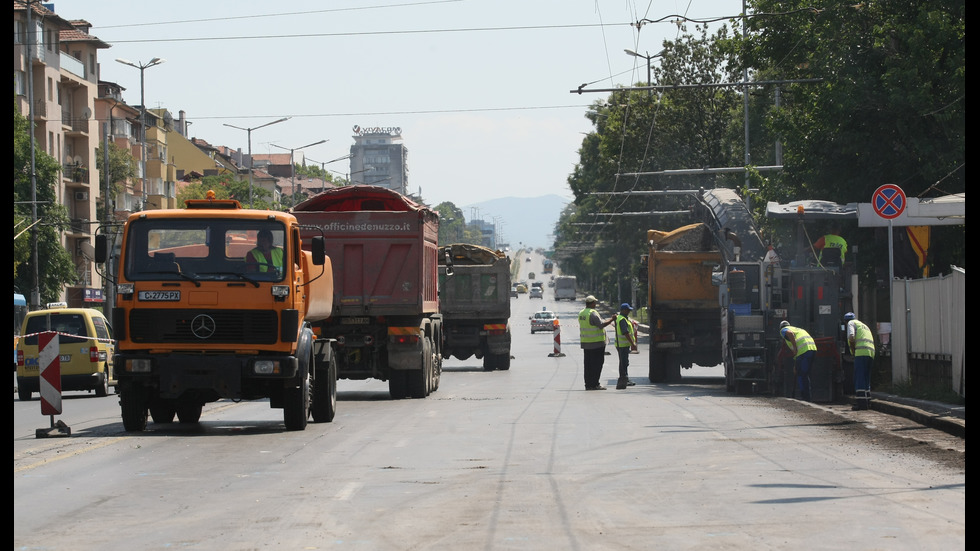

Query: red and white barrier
left=38, top=331, right=62, bottom=416
left=548, top=320, right=565, bottom=357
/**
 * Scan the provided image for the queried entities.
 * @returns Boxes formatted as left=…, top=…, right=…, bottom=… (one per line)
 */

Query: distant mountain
left=463, top=194, right=570, bottom=251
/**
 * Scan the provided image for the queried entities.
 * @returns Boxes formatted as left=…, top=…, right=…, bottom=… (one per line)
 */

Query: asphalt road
left=14, top=256, right=964, bottom=550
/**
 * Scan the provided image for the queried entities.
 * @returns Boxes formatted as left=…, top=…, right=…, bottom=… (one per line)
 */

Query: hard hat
left=585, top=295, right=597, bottom=303
left=843, top=312, right=856, bottom=321
left=779, top=320, right=790, bottom=329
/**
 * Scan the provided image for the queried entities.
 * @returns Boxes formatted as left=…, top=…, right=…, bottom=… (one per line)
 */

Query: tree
left=13, top=101, right=78, bottom=306
left=177, top=175, right=276, bottom=210
left=558, top=23, right=743, bottom=298
left=94, top=140, right=137, bottom=221
left=742, top=0, right=965, bottom=273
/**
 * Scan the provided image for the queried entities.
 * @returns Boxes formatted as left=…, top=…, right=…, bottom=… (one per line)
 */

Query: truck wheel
left=150, top=401, right=176, bottom=424
left=665, top=353, right=682, bottom=383
left=283, top=368, right=311, bottom=431
left=311, top=356, right=337, bottom=423
left=483, top=353, right=496, bottom=371
left=407, top=368, right=427, bottom=399
left=724, top=353, right=736, bottom=393
left=176, top=402, right=203, bottom=423
left=96, top=368, right=110, bottom=397
left=496, top=353, right=511, bottom=371
left=430, top=341, right=441, bottom=393
left=389, top=371, right=408, bottom=399
left=120, top=383, right=149, bottom=432
left=649, top=350, right=671, bottom=383
left=18, top=387, right=32, bottom=401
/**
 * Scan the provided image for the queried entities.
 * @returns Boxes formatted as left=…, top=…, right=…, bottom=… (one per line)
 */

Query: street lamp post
left=623, top=49, right=664, bottom=98
left=271, top=139, right=327, bottom=208
left=224, top=117, right=290, bottom=207
left=115, top=57, right=166, bottom=210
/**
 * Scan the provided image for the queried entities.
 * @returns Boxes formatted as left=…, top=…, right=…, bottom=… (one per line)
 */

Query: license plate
left=139, top=290, right=181, bottom=301
left=342, top=317, right=370, bottom=325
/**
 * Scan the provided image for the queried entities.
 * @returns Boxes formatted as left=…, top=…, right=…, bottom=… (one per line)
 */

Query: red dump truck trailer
left=292, top=185, right=442, bottom=399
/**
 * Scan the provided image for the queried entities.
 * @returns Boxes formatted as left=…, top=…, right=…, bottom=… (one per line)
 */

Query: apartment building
left=14, top=3, right=109, bottom=307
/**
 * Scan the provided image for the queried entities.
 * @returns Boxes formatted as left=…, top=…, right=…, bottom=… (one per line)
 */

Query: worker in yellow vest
left=845, top=312, right=876, bottom=410
left=779, top=320, right=817, bottom=401
left=246, top=229, right=284, bottom=276
left=614, top=303, right=637, bottom=389
left=578, top=295, right=613, bottom=390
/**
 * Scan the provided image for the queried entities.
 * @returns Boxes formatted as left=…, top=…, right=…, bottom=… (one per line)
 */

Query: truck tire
left=17, top=387, right=32, bottom=401
left=494, top=353, right=511, bottom=371
left=483, top=353, right=496, bottom=371
left=311, top=355, right=337, bottom=423
left=665, top=353, right=682, bottom=383
left=176, top=402, right=203, bottom=423
left=150, top=400, right=176, bottom=424
left=120, top=383, right=149, bottom=432
left=389, top=371, right=408, bottom=399
left=406, top=338, right=430, bottom=399
left=649, top=350, right=665, bottom=383
left=283, top=368, right=311, bottom=431
left=431, top=326, right=442, bottom=392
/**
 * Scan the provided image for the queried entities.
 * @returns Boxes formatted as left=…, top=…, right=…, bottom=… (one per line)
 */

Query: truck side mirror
left=95, top=234, right=107, bottom=264
left=311, top=236, right=325, bottom=266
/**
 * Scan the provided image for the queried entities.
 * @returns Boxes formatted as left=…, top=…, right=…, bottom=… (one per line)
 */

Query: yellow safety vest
left=849, top=320, right=875, bottom=358
left=251, top=248, right=283, bottom=272
left=614, top=314, right=635, bottom=348
left=578, top=308, right=605, bottom=344
left=782, top=326, right=817, bottom=358
left=818, top=234, right=847, bottom=263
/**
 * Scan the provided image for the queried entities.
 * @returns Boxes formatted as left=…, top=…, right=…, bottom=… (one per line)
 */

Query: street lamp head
left=147, top=57, right=166, bottom=67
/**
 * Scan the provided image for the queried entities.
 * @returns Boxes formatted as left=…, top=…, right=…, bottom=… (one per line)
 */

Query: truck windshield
left=124, top=219, right=288, bottom=282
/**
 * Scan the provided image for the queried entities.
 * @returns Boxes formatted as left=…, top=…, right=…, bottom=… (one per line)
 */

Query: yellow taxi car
left=515, top=283, right=528, bottom=294
left=15, top=303, right=115, bottom=401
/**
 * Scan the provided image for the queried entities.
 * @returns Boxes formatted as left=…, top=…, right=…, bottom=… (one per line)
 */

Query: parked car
left=15, top=302, right=115, bottom=401
left=529, top=309, right=558, bottom=333
left=510, top=285, right=519, bottom=298
left=529, top=286, right=544, bottom=299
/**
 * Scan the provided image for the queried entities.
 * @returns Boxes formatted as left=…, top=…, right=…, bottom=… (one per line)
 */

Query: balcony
left=63, top=164, right=89, bottom=183
left=69, top=218, right=91, bottom=235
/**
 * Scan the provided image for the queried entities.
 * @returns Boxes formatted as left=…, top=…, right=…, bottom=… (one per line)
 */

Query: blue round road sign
left=872, top=184, right=906, bottom=219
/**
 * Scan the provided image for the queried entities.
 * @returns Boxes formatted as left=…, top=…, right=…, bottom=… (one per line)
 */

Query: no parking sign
left=872, top=184, right=907, bottom=219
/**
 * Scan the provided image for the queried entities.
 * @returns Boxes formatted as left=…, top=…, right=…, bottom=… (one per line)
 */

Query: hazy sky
left=61, top=0, right=736, bottom=207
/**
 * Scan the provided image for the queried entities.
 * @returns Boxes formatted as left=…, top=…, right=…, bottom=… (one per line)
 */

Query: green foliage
left=433, top=202, right=472, bottom=245
left=13, top=100, right=78, bottom=306
left=557, top=3, right=965, bottom=298
left=177, top=175, right=277, bottom=210
left=94, top=140, right=137, bottom=219
left=559, top=24, right=742, bottom=300
left=743, top=0, right=965, bottom=275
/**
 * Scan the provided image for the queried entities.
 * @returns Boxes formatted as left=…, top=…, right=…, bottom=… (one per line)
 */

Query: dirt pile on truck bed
left=649, top=223, right=718, bottom=252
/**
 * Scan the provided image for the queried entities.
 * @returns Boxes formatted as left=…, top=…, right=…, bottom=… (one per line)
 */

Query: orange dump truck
left=292, top=185, right=443, bottom=399
left=96, top=192, right=337, bottom=431
left=644, top=223, right=724, bottom=383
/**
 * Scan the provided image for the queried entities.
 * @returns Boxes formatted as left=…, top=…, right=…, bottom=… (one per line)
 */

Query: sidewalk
left=859, top=391, right=965, bottom=438
left=598, top=301, right=964, bottom=440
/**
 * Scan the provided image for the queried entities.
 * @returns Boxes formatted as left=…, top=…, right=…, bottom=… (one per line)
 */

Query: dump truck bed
left=293, top=186, right=440, bottom=318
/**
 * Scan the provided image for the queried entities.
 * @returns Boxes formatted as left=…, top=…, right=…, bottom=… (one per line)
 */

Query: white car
left=529, top=286, right=544, bottom=299
left=529, top=310, right=557, bottom=333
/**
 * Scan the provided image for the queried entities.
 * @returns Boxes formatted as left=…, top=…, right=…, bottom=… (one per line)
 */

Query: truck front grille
left=129, top=309, right=278, bottom=344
